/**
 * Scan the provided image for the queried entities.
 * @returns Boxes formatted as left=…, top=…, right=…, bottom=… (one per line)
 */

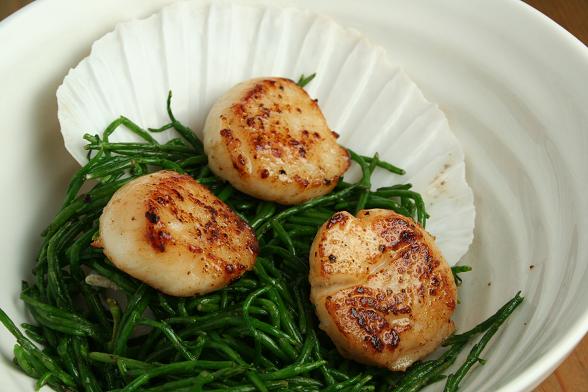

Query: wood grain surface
left=0, top=0, right=587, bottom=391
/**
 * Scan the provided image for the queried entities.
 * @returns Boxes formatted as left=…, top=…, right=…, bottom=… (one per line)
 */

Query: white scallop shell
left=56, top=1, right=474, bottom=265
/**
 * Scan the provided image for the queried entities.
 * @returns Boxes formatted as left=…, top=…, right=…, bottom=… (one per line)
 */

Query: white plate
left=1, top=1, right=587, bottom=391
left=56, top=1, right=475, bottom=266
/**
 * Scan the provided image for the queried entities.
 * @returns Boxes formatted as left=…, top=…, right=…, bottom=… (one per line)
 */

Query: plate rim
left=0, top=1, right=587, bottom=391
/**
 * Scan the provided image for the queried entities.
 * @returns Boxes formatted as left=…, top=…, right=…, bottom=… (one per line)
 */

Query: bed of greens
left=0, top=77, right=522, bottom=392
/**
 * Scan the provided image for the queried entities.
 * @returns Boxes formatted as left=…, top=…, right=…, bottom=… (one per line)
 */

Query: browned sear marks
left=309, top=209, right=457, bottom=371
left=326, top=211, right=349, bottom=229
left=203, top=77, right=350, bottom=204
left=97, top=170, right=258, bottom=297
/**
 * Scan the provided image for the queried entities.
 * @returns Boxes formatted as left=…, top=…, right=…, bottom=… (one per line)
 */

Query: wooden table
left=0, top=0, right=587, bottom=391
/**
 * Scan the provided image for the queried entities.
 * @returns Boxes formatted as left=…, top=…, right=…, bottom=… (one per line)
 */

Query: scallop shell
left=56, top=1, right=475, bottom=265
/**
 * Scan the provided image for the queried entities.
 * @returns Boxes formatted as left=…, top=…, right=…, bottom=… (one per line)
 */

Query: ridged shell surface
left=56, top=1, right=475, bottom=265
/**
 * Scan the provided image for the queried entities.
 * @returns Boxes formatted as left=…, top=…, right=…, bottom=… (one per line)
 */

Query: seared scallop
left=96, top=170, right=258, bottom=297
left=203, top=77, right=350, bottom=205
left=309, top=209, right=457, bottom=371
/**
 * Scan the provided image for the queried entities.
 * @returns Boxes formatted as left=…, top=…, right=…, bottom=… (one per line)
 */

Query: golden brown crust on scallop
left=309, top=209, right=456, bottom=371
left=98, top=170, right=257, bottom=297
left=203, top=77, right=350, bottom=205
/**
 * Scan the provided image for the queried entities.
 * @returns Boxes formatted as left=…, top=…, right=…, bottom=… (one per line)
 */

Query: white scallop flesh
left=203, top=77, right=350, bottom=205
left=97, top=170, right=258, bottom=297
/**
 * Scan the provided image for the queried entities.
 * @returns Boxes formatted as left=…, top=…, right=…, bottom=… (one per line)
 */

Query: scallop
left=203, top=77, right=350, bottom=205
left=95, top=170, right=258, bottom=297
left=309, top=209, right=457, bottom=371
